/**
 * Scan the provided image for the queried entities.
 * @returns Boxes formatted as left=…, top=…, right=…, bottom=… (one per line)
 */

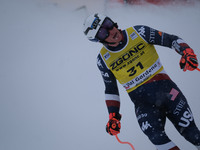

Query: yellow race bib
left=100, top=27, right=163, bottom=92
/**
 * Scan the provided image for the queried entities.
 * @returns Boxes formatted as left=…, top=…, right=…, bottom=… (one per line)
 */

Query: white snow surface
left=0, top=0, right=200, bottom=150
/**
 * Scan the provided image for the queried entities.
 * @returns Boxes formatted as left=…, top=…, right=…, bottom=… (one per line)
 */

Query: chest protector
left=100, top=27, right=164, bottom=93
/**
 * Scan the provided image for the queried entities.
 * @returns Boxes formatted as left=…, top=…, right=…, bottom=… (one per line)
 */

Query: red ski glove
left=179, top=48, right=198, bottom=71
left=106, top=112, right=121, bottom=136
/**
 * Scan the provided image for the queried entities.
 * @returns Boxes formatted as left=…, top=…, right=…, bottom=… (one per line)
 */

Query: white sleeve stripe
left=155, top=141, right=176, bottom=150
left=105, top=94, right=120, bottom=102
left=177, top=39, right=185, bottom=44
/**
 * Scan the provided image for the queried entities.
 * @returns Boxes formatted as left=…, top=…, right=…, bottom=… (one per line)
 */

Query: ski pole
left=115, top=135, right=135, bottom=150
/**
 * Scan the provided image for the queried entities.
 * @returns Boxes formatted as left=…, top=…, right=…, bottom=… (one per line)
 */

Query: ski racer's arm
left=97, top=54, right=122, bottom=136
left=134, top=25, right=198, bottom=71
left=97, top=54, right=120, bottom=114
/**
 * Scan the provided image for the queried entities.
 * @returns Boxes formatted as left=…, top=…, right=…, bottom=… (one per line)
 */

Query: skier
left=83, top=13, right=200, bottom=150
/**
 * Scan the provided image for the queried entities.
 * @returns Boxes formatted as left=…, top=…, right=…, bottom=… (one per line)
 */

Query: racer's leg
left=128, top=77, right=180, bottom=150
left=164, top=82, right=200, bottom=149
left=134, top=103, right=180, bottom=150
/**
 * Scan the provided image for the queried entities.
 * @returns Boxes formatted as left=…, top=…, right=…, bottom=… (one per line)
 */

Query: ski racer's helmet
left=83, top=13, right=118, bottom=43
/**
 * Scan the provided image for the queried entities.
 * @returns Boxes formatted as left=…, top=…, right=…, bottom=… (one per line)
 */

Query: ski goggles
left=96, top=17, right=115, bottom=41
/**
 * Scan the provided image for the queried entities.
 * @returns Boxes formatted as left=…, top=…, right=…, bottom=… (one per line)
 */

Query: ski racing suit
left=97, top=25, right=200, bottom=150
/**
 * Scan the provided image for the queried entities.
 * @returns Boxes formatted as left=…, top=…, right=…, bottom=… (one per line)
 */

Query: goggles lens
left=96, top=18, right=115, bottom=41
left=101, top=17, right=114, bottom=29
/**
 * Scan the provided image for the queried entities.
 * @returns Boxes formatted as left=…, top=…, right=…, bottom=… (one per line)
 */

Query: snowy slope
left=0, top=0, right=200, bottom=150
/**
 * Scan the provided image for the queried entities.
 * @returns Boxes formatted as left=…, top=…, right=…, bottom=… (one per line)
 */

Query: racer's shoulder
left=133, top=25, right=151, bottom=31
left=132, top=25, right=156, bottom=42
left=97, top=53, right=108, bottom=70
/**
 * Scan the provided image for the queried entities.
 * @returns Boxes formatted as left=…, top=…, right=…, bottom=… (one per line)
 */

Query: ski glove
left=106, top=112, right=121, bottom=136
left=179, top=48, right=198, bottom=72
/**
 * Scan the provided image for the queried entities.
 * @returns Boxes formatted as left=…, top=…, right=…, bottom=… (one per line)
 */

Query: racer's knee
left=146, top=132, right=180, bottom=150
left=146, top=131, right=171, bottom=145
